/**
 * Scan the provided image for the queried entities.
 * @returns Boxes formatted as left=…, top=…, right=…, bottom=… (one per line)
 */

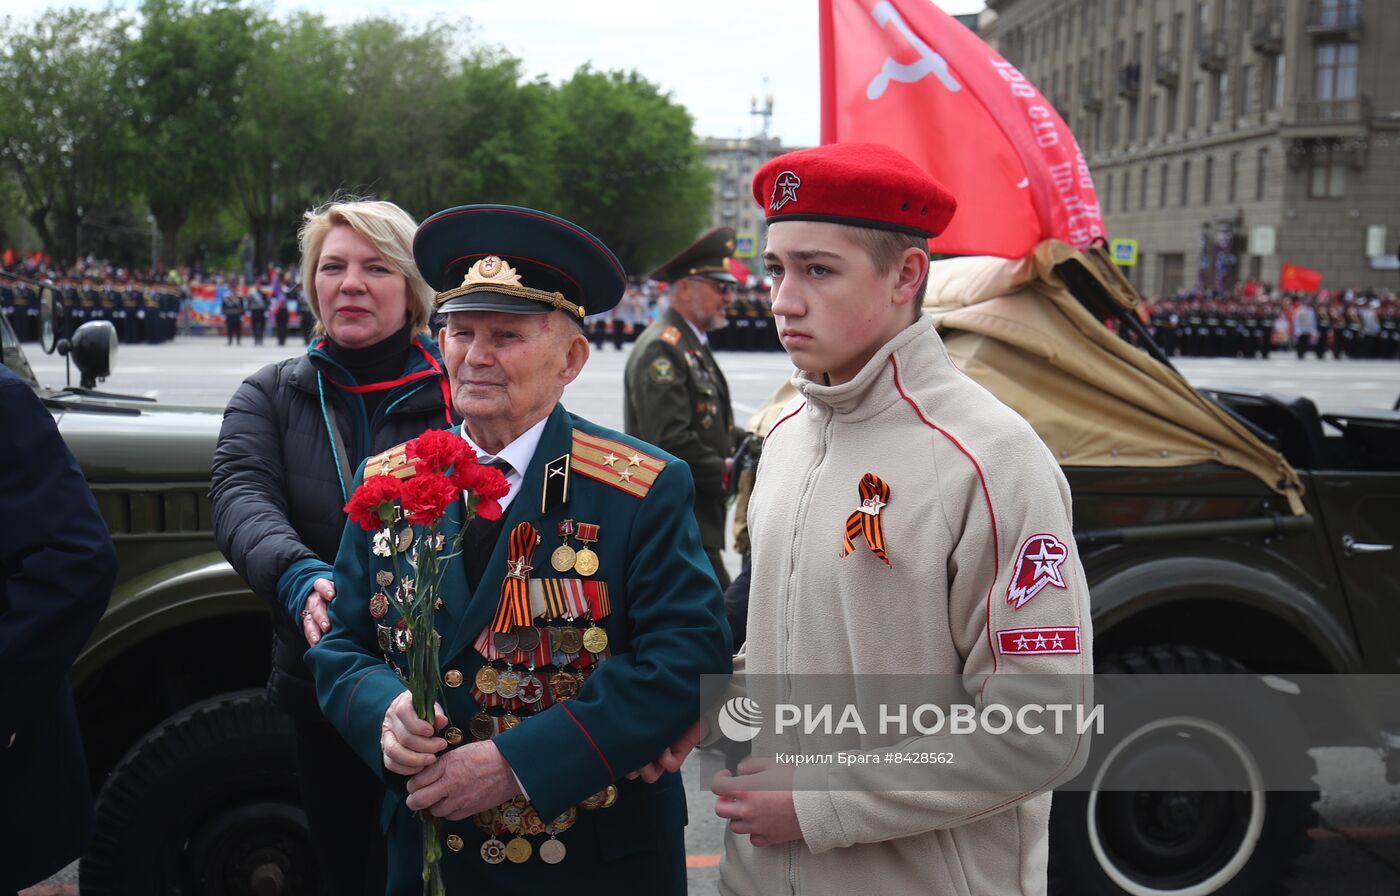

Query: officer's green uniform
left=624, top=228, right=739, bottom=588
left=307, top=204, right=731, bottom=896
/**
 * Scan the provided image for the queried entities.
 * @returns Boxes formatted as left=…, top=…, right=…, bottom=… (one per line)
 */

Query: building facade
left=985, top=0, right=1400, bottom=295
left=703, top=134, right=793, bottom=279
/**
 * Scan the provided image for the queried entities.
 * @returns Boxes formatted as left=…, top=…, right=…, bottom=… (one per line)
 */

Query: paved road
left=23, top=336, right=1400, bottom=894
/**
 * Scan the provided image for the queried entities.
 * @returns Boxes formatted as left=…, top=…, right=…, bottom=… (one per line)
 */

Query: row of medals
left=464, top=521, right=611, bottom=865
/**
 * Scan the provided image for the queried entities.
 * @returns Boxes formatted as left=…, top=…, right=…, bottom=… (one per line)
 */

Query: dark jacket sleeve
left=210, top=363, right=320, bottom=610
left=0, top=376, right=116, bottom=735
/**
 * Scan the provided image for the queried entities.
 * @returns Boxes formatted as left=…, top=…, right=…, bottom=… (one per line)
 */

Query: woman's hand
left=301, top=578, right=336, bottom=645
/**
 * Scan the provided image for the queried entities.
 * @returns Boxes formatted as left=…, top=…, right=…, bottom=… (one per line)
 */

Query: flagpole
left=818, top=0, right=837, bottom=145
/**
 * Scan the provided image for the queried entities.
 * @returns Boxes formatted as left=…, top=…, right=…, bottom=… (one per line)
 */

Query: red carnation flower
left=400, top=472, right=461, bottom=525
left=345, top=475, right=404, bottom=531
left=408, top=428, right=476, bottom=474
left=474, top=496, right=503, bottom=521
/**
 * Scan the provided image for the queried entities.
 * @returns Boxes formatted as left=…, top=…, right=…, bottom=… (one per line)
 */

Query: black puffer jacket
left=210, top=334, right=455, bottom=718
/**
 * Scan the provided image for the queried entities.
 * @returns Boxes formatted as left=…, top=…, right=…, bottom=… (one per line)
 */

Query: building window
left=1240, top=63, right=1255, bottom=117
left=1123, top=170, right=1132, bottom=212
left=1315, top=43, right=1358, bottom=101
left=1140, top=165, right=1150, bottom=209
left=1271, top=54, right=1286, bottom=109
left=1160, top=163, right=1171, bottom=207
left=1128, top=101, right=1139, bottom=142
left=1167, top=87, right=1179, bottom=131
left=1214, top=72, right=1229, bottom=122
left=1147, top=93, right=1158, bottom=138
left=1228, top=151, right=1240, bottom=203
left=1105, top=172, right=1114, bottom=211
left=1203, top=156, right=1214, bottom=205
left=1181, top=160, right=1192, bottom=206
left=1308, top=144, right=1347, bottom=198
left=1195, top=1, right=1209, bottom=44
left=1256, top=147, right=1268, bottom=200
left=1190, top=80, right=1203, bottom=128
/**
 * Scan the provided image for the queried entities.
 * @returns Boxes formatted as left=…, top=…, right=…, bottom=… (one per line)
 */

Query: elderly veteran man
left=624, top=227, right=741, bottom=590
left=307, top=204, right=731, bottom=895
left=646, top=144, right=1094, bottom=895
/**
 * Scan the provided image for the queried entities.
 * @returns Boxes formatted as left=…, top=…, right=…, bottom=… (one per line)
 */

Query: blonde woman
left=211, top=198, right=456, bottom=894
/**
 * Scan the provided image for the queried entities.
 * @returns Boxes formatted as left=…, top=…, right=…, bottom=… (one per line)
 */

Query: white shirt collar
left=459, top=416, right=549, bottom=511
left=683, top=316, right=708, bottom=345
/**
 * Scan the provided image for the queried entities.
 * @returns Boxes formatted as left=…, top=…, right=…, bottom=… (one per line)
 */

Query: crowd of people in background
left=5, top=246, right=1399, bottom=362
left=1128, top=284, right=1399, bottom=360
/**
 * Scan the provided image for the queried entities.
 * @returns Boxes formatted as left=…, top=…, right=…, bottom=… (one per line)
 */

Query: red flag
left=729, top=258, right=751, bottom=286
left=1279, top=263, right=1322, bottom=293
left=820, top=0, right=1103, bottom=258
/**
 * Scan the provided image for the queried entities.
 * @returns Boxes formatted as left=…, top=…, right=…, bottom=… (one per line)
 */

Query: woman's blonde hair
left=298, top=197, right=433, bottom=337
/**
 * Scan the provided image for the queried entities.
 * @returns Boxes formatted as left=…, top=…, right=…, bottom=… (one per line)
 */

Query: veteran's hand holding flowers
left=344, top=427, right=508, bottom=893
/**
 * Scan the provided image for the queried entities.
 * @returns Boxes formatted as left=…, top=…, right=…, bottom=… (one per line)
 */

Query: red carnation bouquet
left=345, top=427, right=508, bottom=894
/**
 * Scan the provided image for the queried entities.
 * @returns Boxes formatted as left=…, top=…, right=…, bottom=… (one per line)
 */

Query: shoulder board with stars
left=659, top=326, right=683, bottom=346
left=570, top=431, right=666, bottom=499
left=363, top=441, right=418, bottom=480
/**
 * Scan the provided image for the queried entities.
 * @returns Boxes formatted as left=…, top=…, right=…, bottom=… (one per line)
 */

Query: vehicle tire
left=81, top=689, right=318, bottom=896
left=1049, top=645, right=1318, bottom=896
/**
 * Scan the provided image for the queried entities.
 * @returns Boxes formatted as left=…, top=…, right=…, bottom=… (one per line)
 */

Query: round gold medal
left=496, top=669, right=522, bottom=699
left=539, top=838, right=566, bottom=864
left=558, top=627, right=584, bottom=654
left=444, top=669, right=464, bottom=689
left=469, top=712, right=494, bottom=741
left=582, top=625, right=609, bottom=654
left=548, top=627, right=565, bottom=652
left=573, top=547, right=599, bottom=577
left=501, top=712, right=521, bottom=730
left=550, top=544, right=576, bottom=572
left=599, top=785, right=618, bottom=809
left=480, top=838, right=506, bottom=864
left=505, top=836, right=532, bottom=863
left=445, top=834, right=465, bottom=852
left=474, top=666, right=499, bottom=694
left=550, top=670, right=579, bottom=701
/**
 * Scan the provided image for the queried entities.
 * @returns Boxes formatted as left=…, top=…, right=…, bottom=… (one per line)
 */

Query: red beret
left=752, top=142, right=957, bottom=239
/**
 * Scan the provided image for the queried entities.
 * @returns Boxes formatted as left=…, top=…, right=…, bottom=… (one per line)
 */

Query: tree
left=326, top=18, right=460, bottom=219
left=0, top=10, right=136, bottom=261
left=228, top=12, right=345, bottom=272
left=125, top=0, right=256, bottom=268
left=441, top=51, right=560, bottom=212
left=548, top=67, right=711, bottom=274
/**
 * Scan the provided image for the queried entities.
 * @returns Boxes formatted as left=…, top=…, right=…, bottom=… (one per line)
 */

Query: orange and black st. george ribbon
left=492, top=522, right=537, bottom=633
left=841, top=473, right=891, bottom=567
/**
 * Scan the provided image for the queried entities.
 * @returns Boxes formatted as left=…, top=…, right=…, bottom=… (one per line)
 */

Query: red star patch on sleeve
left=1007, top=533, right=1070, bottom=609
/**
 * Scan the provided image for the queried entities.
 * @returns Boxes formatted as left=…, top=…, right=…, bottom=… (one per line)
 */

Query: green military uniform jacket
left=623, top=306, right=737, bottom=554
left=308, top=404, right=731, bottom=895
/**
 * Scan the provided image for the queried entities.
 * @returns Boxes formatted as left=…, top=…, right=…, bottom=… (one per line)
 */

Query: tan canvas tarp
left=923, top=240, right=1305, bottom=514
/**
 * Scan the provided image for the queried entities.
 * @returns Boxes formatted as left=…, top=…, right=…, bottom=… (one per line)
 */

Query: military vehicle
left=3, top=282, right=313, bottom=895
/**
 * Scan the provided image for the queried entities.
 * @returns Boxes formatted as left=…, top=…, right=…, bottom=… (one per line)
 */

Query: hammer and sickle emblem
left=865, top=1, right=963, bottom=101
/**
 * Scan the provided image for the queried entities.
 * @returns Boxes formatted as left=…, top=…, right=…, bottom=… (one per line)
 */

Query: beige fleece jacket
left=719, top=316, right=1093, bottom=896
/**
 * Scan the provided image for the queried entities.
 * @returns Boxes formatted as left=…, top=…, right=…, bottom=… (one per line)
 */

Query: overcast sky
left=0, top=0, right=987, bottom=147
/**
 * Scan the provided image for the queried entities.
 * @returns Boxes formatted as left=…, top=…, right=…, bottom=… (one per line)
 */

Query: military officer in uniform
left=623, top=228, right=740, bottom=589
left=307, top=204, right=731, bottom=895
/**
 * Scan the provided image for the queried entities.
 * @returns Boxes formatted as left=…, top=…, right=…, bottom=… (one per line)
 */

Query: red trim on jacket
left=888, top=355, right=1001, bottom=673
left=559, top=701, right=615, bottom=781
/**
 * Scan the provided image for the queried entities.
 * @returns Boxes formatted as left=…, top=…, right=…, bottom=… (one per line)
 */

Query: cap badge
left=460, top=255, right=523, bottom=289
left=771, top=171, right=801, bottom=211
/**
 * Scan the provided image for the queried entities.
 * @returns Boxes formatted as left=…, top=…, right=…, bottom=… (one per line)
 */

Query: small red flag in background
left=729, top=258, right=751, bottom=286
left=1279, top=263, right=1322, bottom=293
left=820, top=0, right=1104, bottom=258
